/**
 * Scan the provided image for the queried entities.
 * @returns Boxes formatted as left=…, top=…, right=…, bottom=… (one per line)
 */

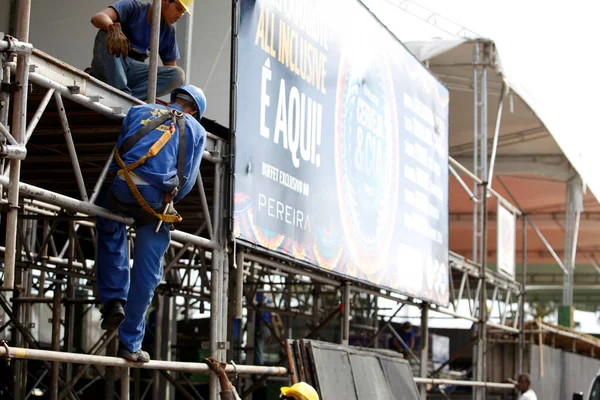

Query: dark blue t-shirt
left=389, top=328, right=416, bottom=350
left=110, top=0, right=180, bottom=62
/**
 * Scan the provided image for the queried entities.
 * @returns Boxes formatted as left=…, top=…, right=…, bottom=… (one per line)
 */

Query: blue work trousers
left=96, top=178, right=170, bottom=352
left=91, top=30, right=184, bottom=101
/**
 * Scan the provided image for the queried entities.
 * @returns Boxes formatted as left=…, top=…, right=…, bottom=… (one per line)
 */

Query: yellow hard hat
left=175, top=0, right=193, bottom=14
left=280, top=382, right=319, bottom=400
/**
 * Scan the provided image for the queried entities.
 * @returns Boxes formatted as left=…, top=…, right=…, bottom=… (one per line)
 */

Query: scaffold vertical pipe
left=342, top=282, right=351, bottom=345
left=50, top=279, right=62, bottom=400
left=519, top=215, right=527, bottom=374
left=64, top=222, right=76, bottom=382
left=122, top=366, right=130, bottom=399
left=234, top=251, right=244, bottom=319
left=209, top=251, right=221, bottom=400
left=210, top=141, right=225, bottom=400
left=3, top=0, right=31, bottom=290
left=373, top=295, right=379, bottom=349
left=472, top=42, right=480, bottom=265
left=475, top=42, right=490, bottom=400
left=420, top=303, right=429, bottom=399
left=0, top=64, right=10, bottom=126
left=152, top=294, right=164, bottom=400
left=147, top=0, right=161, bottom=103
left=221, top=253, right=230, bottom=361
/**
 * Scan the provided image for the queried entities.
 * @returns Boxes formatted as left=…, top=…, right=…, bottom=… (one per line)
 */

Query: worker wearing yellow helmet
left=280, top=382, right=320, bottom=400
left=90, top=0, right=194, bottom=101
left=203, top=357, right=320, bottom=400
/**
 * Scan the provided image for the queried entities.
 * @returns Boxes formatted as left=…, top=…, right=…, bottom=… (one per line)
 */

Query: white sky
left=365, top=0, right=600, bottom=200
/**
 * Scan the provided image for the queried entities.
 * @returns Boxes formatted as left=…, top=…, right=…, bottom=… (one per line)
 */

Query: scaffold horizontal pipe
left=0, top=346, right=288, bottom=375
left=0, top=37, right=33, bottom=53
left=350, top=285, right=416, bottom=305
left=0, top=176, right=220, bottom=250
left=433, top=306, right=519, bottom=333
left=413, top=377, right=514, bottom=389
left=432, top=306, right=478, bottom=322
left=0, top=144, right=26, bottom=159
left=23, top=69, right=124, bottom=118
left=486, top=321, right=519, bottom=334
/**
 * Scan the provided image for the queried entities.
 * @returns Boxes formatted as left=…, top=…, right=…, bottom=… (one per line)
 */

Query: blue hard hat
left=171, top=84, right=207, bottom=120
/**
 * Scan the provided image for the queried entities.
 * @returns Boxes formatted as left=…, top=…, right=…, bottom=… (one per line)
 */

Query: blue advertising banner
left=233, top=0, right=450, bottom=305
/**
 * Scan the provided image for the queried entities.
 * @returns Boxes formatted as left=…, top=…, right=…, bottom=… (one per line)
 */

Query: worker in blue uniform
left=95, top=84, right=207, bottom=362
left=90, top=0, right=194, bottom=100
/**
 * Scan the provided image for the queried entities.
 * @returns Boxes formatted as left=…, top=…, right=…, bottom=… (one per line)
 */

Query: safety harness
left=109, top=107, right=187, bottom=227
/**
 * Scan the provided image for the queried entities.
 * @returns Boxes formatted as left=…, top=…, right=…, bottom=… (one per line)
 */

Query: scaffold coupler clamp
left=1, top=340, right=11, bottom=365
left=230, top=360, right=239, bottom=380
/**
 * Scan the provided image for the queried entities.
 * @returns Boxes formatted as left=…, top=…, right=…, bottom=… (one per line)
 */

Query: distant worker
left=389, top=321, right=416, bottom=354
left=516, top=374, right=537, bottom=400
left=96, top=85, right=207, bottom=362
left=204, top=357, right=320, bottom=400
left=255, top=291, right=272, bottom=365
left=90, top=0, right=192, bottom=100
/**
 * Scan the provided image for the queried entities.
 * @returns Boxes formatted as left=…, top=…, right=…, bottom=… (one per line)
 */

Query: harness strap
left=119, top=112, right=171, bottom=155
left=114, top=147, right=182, bottom=224
left=176, top=115, right=187, bottom=194
left=113, top=107, right=187, bottom=224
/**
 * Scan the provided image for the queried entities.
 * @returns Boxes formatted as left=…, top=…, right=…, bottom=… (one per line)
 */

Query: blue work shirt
left=113, top=103, right=206, bottom=203
left=111, top=0, right=180, bottom=62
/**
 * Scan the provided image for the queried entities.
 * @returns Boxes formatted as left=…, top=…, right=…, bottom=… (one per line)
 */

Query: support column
left=121, top=366, right=130, bottom=400
left=152, top=294, right=164, bottom=400
left=473, top=41, right=490, bottom=400
left=3, top=0, right=30, bottom=290
left=209, top=143, right=225, bottom=400
left=420, top=303, right=429, bottom=400
left=341, top=282, right=351, bottom=345
left=373, top=296, right=379, bottom=349
left=518, top=215, right=527, bottom=374
left=50, top=282, right=62, bottom=400
left=158, top=296, right=176, bottom=399
left=560, top=173, right=582, bottom=326
left=221, top=253, right=230, bottom=362
left=146, top=0, right=161, bottom=103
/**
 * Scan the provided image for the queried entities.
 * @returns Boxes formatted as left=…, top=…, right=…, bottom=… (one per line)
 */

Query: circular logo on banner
left=334, top=47, right=400, bottom=280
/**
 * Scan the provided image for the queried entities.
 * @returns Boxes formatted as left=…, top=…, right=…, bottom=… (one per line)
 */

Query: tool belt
left=109, top=107, right=187, bottom=228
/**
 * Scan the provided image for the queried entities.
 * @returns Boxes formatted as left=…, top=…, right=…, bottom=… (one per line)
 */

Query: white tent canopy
left=364, top=0, right=600, bottom=202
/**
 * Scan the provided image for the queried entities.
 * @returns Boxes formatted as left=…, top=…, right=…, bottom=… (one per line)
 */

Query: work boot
left=100, top=299, right=125, bottom=331
left=118, top=343, right=150, bottom=363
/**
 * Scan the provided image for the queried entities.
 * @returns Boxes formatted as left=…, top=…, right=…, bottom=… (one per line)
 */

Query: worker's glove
left=106, top=23, right=130, bottom=59
left=203, top=357, right=227, bottom=376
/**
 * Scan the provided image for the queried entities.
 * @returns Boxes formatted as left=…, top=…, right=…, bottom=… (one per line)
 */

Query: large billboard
left=233, top=0, right=449, bottom=305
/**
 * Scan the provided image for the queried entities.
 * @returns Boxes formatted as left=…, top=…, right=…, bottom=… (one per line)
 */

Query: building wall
left=529, top=344, right=600, bottom=399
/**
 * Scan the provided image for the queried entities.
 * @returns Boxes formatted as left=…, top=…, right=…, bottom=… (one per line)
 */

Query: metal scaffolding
left=0, top=2, right=540, bottom=400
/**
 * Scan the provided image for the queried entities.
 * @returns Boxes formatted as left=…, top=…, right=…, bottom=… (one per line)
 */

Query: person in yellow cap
left=90, top=0, right=194, bottom=101
left=203, top=357, right=320, bottom=400
left=280, top=382, right=320, bottom=400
